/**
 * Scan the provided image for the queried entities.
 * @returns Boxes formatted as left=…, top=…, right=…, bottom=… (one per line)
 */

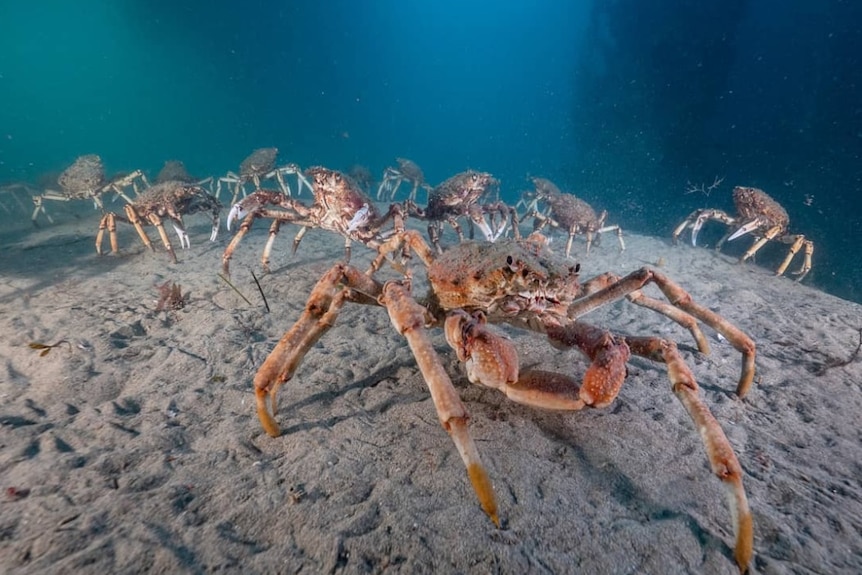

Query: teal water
left=1, top=1, right=859, bottom=302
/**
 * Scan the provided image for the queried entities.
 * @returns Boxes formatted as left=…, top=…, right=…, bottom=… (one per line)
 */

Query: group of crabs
left=26, top=149, right=820, bottom=572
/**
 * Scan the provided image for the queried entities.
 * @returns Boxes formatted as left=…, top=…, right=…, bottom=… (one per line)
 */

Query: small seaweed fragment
left=814, top=327, right=862, bottom=376
left=250, top=270, right=270, bottom=313
left=29, top=340, right=72, bottom=357
left=156, top=280, right=187, bottom=312
left=218, top=274, right=253, bottom=306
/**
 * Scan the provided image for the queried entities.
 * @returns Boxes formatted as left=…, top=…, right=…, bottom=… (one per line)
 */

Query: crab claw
left=545, top=321, right=630, bottom=409
left=227, top=203, right=247, bottom=231
left=210, top=216, right=220, bottom=242
left=691, top=213, right=710, bottom=246
left=728, top=218, right=763, bottom=242
left=444, top=310, right=519, bottom=389
left=345, top=203, right=372, bottom=234
left=171, top=224, right=191, bottom=249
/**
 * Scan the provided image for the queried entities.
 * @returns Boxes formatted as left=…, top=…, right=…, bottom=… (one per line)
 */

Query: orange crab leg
left=566, top=267, right=756, bottom=397
left=96, top=213, right=119, bottom=255
left=253, top=264, right=382, bottom=437
left=124, top=204, right=155, bottom=253
left=627, top=336, right=753, bottom=573
left=145, top=212, right=177, bottom=263
left=380, top=281, right=498, bottom=526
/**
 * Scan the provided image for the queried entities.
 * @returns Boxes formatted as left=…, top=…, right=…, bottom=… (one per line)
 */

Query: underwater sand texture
left=1, top=210, right=860, bottom=575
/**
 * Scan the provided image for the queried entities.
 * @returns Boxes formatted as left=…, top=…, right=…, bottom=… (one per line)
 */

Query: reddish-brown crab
left=31, top=154, right=149, bottom=224
left=521, top=177, right=624, bottom=258
left=252, top=231, right=756, bottom=573
left=376, top=157, right=433, bottom=202
left=405, top=170, right=517, bottom=252
left=217, top=147, right=312, bottom=203
left=96, top=181, right=222, bottom=263
left=222, top=166, right=402, bottom=275
left=672, top=185, right=814, bottom=280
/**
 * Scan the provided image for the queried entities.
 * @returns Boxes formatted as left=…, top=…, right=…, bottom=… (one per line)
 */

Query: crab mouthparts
left=517, top=289, right=561, bottom=312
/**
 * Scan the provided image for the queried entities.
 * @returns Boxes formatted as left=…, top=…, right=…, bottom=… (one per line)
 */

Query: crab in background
left=222, top=166, right=403, bottom=275
left=520, top=177, right=624, bottom=259
left=251, top=231, right=756, bottom=573
left=347, top=164, right=374, bottom=194
left=405, top=170, right=517, bottom=252
left=96, top=181, right=222, bottom=263
left=672, top=185, right=814, bottom=281
left=155, top=160, right=214, bottom=192
left=216, top=148, right=312, bottom=204
left=376, top=157, right=433, bottom=202
left=31, top=154, right=149, bottom=224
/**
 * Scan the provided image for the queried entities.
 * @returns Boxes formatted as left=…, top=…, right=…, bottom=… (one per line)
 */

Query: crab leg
left=96, top=213, right=119, bottom=255
left=627, top=336, right=753, bottom=573
left=123, top=204, right=157, bottom=253
left=447, top=311, right=751, bottom=571
left=776, top=234, right=813, bottom=280
left=294, top=170, right=313, bottom=196
left=145, top=212, right=177, bottom=263
left=466, top=205, right=496, bottom=242
left=272, top=169, right=292, bottom=197
left=738, top=224, right=783, bottom=264
left=222, top=211, right=257, bottom=275
left=253, top=264, right=383, bottom=437
left=380, top=281, right=498, bottom=526
left=566, top=267, right=756, bottom=397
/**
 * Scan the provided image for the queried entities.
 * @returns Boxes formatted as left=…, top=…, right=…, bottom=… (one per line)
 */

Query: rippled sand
left=1, top=205, right=860, bottom=574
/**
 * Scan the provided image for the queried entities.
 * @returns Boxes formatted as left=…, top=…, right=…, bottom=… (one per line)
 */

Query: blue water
left=1, top=1, right=860, bottom=302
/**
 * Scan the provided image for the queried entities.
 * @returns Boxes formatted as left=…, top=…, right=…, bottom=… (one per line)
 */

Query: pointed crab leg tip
left=257, top=408, right=281, bottom=438
left=735, top=515, right=754, bottom=573
left=467, top=462, right=499, bottom=527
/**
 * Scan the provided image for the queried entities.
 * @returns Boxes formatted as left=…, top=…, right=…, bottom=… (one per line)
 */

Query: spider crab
left=216, top=147, right=312, bottom=204
left=672, top=185, right=813, bottom=281
left=405, top=170, right=517, bottom=252
left=252, top=231, right=756, bottom=572
left=31, top=154, right=149, bottom=224
left=376, top=157, right=433, bottom=202
left=96, top=181, right=222, bottom=263
left=222, top=166, right=403, bottom=275
left=155, top=160, right=214, bottom=191
left=347, top=164, right=374, bottom=194
left=521, top=177, right=624, bottom=259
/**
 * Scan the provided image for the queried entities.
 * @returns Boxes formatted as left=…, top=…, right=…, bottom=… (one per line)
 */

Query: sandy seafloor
left=0, top=201, right=860, bottom=575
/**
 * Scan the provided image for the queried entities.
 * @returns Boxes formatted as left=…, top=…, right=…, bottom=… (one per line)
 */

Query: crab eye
left=571, top=264, right=580, bottom=274
left=506, top=255, right=521, bottom=273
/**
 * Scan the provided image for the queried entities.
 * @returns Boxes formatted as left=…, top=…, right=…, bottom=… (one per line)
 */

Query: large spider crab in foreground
left=96, top=181, right=222, bottom=263
left=672, top=185, right=813, bottom=281
left=521, top=177, right=624, bottom=258
left=252, top=232, right=756, bottom=572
